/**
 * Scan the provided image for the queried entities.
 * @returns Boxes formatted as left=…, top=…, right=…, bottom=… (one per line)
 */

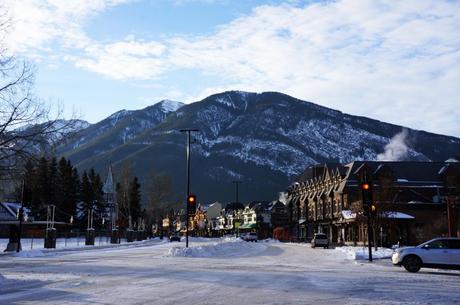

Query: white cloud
left=75, top=39, right=167, bottom=80
left=5, top=0, right=132, bottom=53
left=5, top=0, right=460, bottom=136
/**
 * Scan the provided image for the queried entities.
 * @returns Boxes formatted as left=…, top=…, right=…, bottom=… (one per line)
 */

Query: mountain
left=58, top=91, right=460, bottom=203
left=58, top=100, right=184, bottom=163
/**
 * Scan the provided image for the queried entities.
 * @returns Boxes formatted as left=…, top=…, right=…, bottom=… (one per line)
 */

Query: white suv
left=311, top=233, right=329, bottom=248
left=241, top=232, right=258, bottom=242
left=392, top=237, right=460, bottom=273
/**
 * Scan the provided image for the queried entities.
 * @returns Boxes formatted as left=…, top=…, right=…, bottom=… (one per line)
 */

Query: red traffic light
left=187, top=195, right=196, bottom=204
left=361, top=182, right=370, bottom=190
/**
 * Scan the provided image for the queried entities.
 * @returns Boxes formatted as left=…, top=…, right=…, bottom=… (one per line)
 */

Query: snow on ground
left=0, top=236, right=121, bottom=251
left=334, top=246, right=394, bottom=260
left=168, top=237, right=266, bottom=257
left=0, top=239, right=459, bottom=305
left=1, top=238, right=167, bottom=258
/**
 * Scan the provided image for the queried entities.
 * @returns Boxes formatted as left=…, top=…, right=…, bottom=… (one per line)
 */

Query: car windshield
left=315, top=234, right=327, bottom=239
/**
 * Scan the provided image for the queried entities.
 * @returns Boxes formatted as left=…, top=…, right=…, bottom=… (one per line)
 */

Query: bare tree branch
left=0, top=9, right=81, bottom=182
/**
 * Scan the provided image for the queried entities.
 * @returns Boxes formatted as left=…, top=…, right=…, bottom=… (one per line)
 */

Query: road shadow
left=421, top=270, right=460, bottom=277
left=0, top=273, right=89, bottom=304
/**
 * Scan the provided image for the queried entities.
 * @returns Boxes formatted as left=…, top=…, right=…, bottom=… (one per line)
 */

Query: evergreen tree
left=89, top=168, right=104, bottom=226
left=35, top=157, right=50, bottom=219
left=128, top=176, right=142, bottom=226
left=56, top=157, right=79, bottom=222
left=22, top=159, right=36, bottom=211
left=115, top=182, right=128, bottom=227
left=80, top=171, right=93, bottom=223
left=48, top=157, right=58, bottom=206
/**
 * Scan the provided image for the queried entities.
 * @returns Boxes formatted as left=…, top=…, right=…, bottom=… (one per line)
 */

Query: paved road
left=0, top=239, right=459, bottom=305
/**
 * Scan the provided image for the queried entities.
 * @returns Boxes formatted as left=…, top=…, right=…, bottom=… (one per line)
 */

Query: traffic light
left=361, top=181, right=373, bottom=217
left=187, top=194, right=197, bottom=214
left=370, top=203, right=377, bottom=217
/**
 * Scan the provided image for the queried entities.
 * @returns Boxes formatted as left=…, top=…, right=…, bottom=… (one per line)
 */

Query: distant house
left=270, top=201, right=289, bottom=229
left=286, top=161, right=460, bottom=246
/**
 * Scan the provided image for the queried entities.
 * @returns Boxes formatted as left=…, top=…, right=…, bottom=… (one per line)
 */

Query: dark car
left=169, top=234, right=181, bottom=242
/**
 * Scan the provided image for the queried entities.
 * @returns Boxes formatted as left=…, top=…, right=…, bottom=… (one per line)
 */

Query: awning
left=239, top=223, right=257, bottom=229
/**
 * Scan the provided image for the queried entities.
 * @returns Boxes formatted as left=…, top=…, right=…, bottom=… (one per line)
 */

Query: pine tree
left=89, top=168, right=104, bottom=226
left=116, top=182, right=128, bottom=228
left=129, top=176, right=142, bottom=226
left=80, top=171, right=93, bottom=223
left=56, top=157, right=79, bottom=222
left=48, top=157, right=58, bottom=206
left=35, top=157, right=50, bottom=219
left=22, top=159, right=36, bottom=211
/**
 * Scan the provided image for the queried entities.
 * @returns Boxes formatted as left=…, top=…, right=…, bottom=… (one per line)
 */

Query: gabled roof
left=103, top=165, right=115, bottom=194
left=344, top=161, right=453, bottom=185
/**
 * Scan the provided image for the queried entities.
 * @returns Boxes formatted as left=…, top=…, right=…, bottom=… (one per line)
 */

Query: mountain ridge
left=57, top=91, right=460, bottom=203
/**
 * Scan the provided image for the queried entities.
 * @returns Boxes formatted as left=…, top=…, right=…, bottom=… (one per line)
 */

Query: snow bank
left=12, top=250, right=48, bottom=258
left=167, top=238, right=266, bottom=258
left=2, top=238, right=166, bottom=258
left=180, top=236, right=216, bottom=243
left=335, top=246, right=394, bottom=260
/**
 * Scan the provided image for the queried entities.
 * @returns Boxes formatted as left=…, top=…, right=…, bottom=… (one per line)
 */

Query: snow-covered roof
left=0, top=202, right=30, bottom=221
left=341, top=210, right=356, bottom=220
left=384, top=212, right=415, bottom=219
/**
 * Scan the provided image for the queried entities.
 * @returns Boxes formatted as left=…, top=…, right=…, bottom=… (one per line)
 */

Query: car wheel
left=403, top=255, right=422, bottom=273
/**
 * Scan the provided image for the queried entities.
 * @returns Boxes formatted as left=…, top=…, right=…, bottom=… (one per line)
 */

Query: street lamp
left=180, top=129, right=199, bottom=248
left=232, top=181, right=242, bottom=204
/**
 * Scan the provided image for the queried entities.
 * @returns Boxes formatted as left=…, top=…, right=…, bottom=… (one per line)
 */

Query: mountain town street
left=0, top=239, right=459, bottom=305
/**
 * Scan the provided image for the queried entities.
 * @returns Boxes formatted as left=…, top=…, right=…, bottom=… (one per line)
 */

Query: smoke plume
left=278, top=192, right=288, bottom=205
left=377, top=129, right=409, bottom=161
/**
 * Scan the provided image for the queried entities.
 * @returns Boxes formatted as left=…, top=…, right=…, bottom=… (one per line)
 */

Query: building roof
left=102, top=165, right=115, bottom=194
left=343, top=161, right=458, bottom=185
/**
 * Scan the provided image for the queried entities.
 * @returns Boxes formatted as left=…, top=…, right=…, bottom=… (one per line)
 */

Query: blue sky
left=5, top=0, right=460, bottom=137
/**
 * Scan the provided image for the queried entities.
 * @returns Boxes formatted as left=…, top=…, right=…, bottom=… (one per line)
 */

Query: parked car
left=311, top=233, right=329, bottom=248
left=241, top=232, right=258, bottom=242
left=169, top=234, right=181, bottom=242
left=392, top=237, right=460, bottom=273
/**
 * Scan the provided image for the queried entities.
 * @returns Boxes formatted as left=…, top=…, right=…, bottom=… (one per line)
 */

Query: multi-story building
left=286, top=161, right=460, bottom=246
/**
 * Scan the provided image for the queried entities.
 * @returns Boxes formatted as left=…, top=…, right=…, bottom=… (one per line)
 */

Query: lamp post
left=180, top=129, right=199, bottom=248
left=17, top=180, right=25, bottom=252
left=232, top=181, right=242, bottom=204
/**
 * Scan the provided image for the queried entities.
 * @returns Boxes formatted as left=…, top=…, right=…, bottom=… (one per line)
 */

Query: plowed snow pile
left=167, top=237, right=267, bottom=258
left=335, top=246, right=394, bottom=260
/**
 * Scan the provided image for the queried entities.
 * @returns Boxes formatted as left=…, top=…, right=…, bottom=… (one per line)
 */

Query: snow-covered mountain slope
left=58, top=100, right=184, bottom=162
left=59, top=91, right=460, bottom=202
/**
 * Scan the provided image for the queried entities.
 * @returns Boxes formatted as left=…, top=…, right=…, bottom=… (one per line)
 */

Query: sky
left=4, top=0, right=460, bottom=137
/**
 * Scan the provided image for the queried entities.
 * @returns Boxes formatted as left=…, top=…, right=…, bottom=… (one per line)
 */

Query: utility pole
left=232, top=181, right=242, bottom=204
left=361, top=176, right=373, bottom=262
left=17, top=180, right=25, bottom=252
left=447, top=197, right=457, bottom=237
left=180, top=129, right=199, bottom=248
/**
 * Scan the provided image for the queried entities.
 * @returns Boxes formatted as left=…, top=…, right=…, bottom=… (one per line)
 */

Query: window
left=425, top=240, right=449, bottom=249
left=448, top=239, right=460, bottom=249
